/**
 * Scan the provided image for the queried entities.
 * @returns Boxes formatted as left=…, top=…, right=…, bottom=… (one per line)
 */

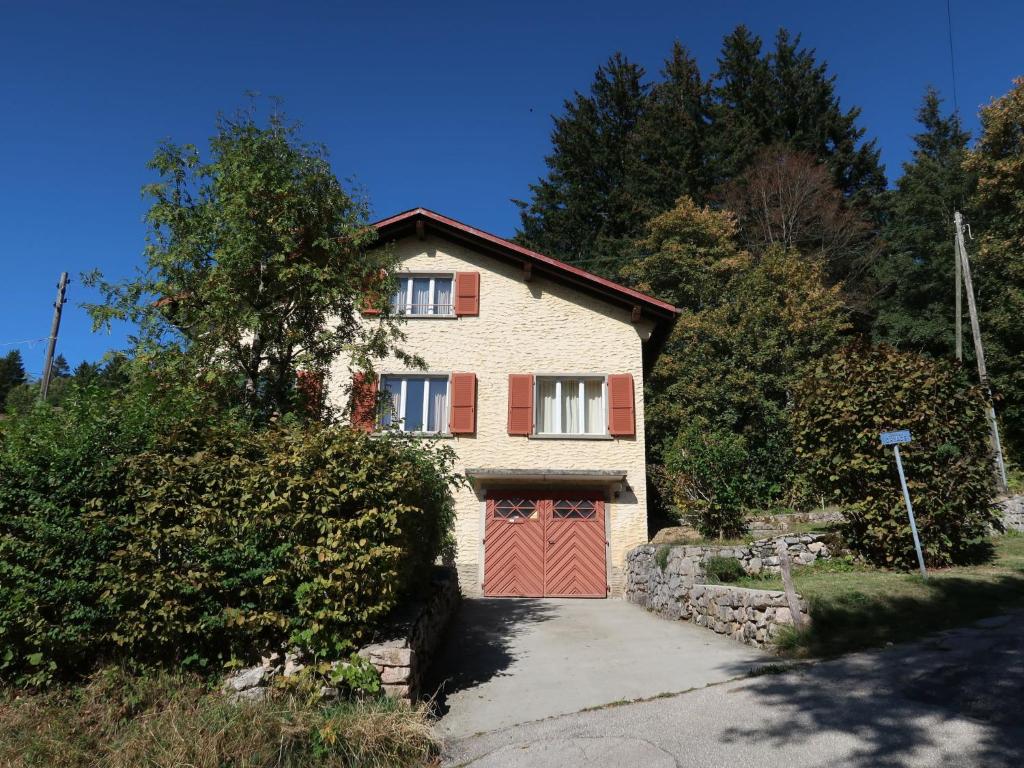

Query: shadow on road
left=425, top=598, right=557, bottom=718
left=720, top=611, right=1024, bottom=767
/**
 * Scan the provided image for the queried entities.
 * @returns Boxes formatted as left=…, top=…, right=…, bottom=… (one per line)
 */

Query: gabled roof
left=373, top=208, right=680, bottom=321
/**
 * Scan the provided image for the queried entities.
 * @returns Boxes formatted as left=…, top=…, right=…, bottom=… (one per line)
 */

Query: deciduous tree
left=963, top=77, right=1024, bottom=454
left=718, top=145, right=878, bottom=302
left=626, top=198, right=850, bottom=510
left=85, top=107, right=403, bottom=422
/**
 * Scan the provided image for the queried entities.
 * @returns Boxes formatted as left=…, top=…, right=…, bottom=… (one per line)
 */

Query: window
left=392, top=275, right=453, bottom=316
left=493, top=498, right=538, bottom=520
left=380, top=375, right=449, bottom=433
left=535, top=377, right=605, bottom=436
left=552, top=499, right=597, bottom=519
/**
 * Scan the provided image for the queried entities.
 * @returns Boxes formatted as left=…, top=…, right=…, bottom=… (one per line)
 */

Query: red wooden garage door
left=484, top=493, right=607, bottom=598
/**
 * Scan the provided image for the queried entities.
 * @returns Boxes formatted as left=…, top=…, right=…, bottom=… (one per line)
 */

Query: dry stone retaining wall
left=998, top=494, right=1024, bottom=532
left=223, top=566, right=460, bottom=703
left=746, top=509, right=844, bottom=537
left=626, top=536, right=818, bottom=648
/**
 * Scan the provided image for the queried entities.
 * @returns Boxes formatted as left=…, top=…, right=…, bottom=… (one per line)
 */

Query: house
left=331, top=208, right=678, bottom=597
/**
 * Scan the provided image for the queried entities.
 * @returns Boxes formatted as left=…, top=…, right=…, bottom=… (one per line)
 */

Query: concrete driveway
left=426, top=597, right=769, bottom=737
left=444, top=610, right=1024, bottom=767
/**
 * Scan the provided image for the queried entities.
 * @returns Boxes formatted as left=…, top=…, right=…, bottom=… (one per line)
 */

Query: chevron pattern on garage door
left=544, top=499, right=606, bottom=597
left=484, top=494, right=606, bottom=598
left=483, top=498, right=544, bottom=597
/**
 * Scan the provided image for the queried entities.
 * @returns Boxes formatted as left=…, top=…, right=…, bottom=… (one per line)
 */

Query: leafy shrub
left=703, top=556, right=746, bottom=584
left=0, top=380, right=209, bottom=686
left=102, top=423, right=457, bottom=669
left=661, top=424, right=750, bottom=539
left=0, top=384, right=459, bottom=685
left=792, top=343, right=999, bottom=568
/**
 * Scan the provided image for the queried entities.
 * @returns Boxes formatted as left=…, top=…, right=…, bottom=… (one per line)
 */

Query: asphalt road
left=443, top=610, right=1024, bottom=767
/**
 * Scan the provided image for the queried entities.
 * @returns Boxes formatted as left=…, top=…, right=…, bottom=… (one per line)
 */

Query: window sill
left=528, top=433, right=614, bottom=441
left=397, top=314, right=457, bottom=320
left=373, top=431, right=455, bottom=439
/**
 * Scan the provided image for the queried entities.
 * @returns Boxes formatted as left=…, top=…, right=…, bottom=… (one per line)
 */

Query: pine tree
left=50, top=354, right=71, bottom=378
left=0, top=350, right=27, bottom=406
left=710, top=27, right=886, bottom=201
left=628, top=42, right=712, bottom=217
left=871, top=88, right=973, bottom=357
left=517, top=28, right=884, bottom=280
left=515, top=53, right=650, bottom=277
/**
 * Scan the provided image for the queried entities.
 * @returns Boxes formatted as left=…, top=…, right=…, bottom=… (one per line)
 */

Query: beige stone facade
left=330, top=218, right=673, bottom=597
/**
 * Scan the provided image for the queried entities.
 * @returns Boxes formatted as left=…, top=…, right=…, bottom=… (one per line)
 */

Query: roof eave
left=373, top=208, right=680, bottom=324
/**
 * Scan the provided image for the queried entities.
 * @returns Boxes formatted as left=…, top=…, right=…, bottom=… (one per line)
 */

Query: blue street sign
left=880, top=430, right=912, bottom=446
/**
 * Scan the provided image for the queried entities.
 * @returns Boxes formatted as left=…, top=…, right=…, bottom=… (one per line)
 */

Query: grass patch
left=1008, top=466, right=1024, bottom=494
left=654, top=533, right=751, bottom=547
left=768, top=519, right=837, bottom=536
left=703, top=556, right=746, bottom=584
left=655, top=544, right=670, bottom=572
left=0, top=667, right=436, bottom=768
left=750, top=535, right=1024, bottom=659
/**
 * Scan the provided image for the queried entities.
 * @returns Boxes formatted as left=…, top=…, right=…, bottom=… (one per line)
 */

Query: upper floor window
left=535, top=377, right=605, bottom=436
left=392, top=275, right=453, bottom=316
left=380, top=374, right=449, bottom=433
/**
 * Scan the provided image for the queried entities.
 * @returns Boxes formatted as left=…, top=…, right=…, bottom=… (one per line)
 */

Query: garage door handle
left=548, top=538, right=556, bottom=544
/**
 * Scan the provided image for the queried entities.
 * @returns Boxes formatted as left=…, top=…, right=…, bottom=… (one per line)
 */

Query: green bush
left=0, top=383, right=459, bottom=685
left=103, top=423, right=457, bottom=667
left=0, top=380, right=208, bottom=686
left=661, top=424, right=750, bottom=539
left=703, top=556, right=746, bottom=584
left=792, top=343, right=999, bottom=568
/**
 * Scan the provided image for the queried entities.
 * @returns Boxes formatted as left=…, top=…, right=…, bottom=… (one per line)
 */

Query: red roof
left=373, top=208, right=679, bottom=319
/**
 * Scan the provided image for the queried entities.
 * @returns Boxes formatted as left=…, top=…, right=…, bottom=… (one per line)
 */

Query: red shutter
left=454, top=272, right=480, bottom=316
left=360, top=269, right=386, bottom=315
left=350, top=372, right=378, bottom=431
left=607, top=374, right=635, bottom=437
left=507, top=374, right=534, bottom=435
left=448, top=372, right=477, bottom=434
left=296, top=370, right=324, bottom=416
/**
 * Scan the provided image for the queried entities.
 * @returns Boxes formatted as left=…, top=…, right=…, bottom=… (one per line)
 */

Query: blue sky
left=2, top=0, right=1022, bottom=371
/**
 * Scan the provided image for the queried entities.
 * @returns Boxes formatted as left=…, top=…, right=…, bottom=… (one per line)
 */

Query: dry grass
left=0, top=668, right=437, bottom=768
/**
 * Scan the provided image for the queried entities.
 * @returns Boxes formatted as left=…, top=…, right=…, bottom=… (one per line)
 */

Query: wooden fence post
left=776, top=540, right=806, bottom=632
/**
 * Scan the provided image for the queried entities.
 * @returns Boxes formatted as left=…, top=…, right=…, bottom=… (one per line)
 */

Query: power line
left=946, top=0, right=960, bottom=115
left=0, top=336, right=52, bottom=349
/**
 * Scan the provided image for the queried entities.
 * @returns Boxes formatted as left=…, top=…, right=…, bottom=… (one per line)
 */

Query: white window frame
left=380, top=374, right=451, bottom=434
left=533, top=375, right=608, bottom=437
left=393, top=273, right=455, bottom=317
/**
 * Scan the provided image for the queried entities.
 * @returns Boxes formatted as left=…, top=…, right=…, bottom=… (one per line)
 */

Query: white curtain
left=538, top=378, right=558, bottom=433
left=584, top=379, right=603, bottom=434
left=411, top=278, right=431, bottom=315
left=435, top=279, right=452, bottom=315
left=561, top=379, right=581, bottom=434
left=393, top=280, right=408, bottom=314
left=382, top=378, right=402, bottom=427
left=427, top=379, right=448, bottom=432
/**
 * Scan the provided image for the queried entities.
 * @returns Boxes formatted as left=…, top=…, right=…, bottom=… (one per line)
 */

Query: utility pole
left=953, top=212, right=1008, bottom=492
left=39, top=272, right=68, bottom=402
left=954, top=227, right=963, bottom=361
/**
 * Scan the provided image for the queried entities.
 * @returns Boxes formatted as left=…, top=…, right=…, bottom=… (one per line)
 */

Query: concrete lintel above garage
left=465, top=467, right=629, bottom=493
